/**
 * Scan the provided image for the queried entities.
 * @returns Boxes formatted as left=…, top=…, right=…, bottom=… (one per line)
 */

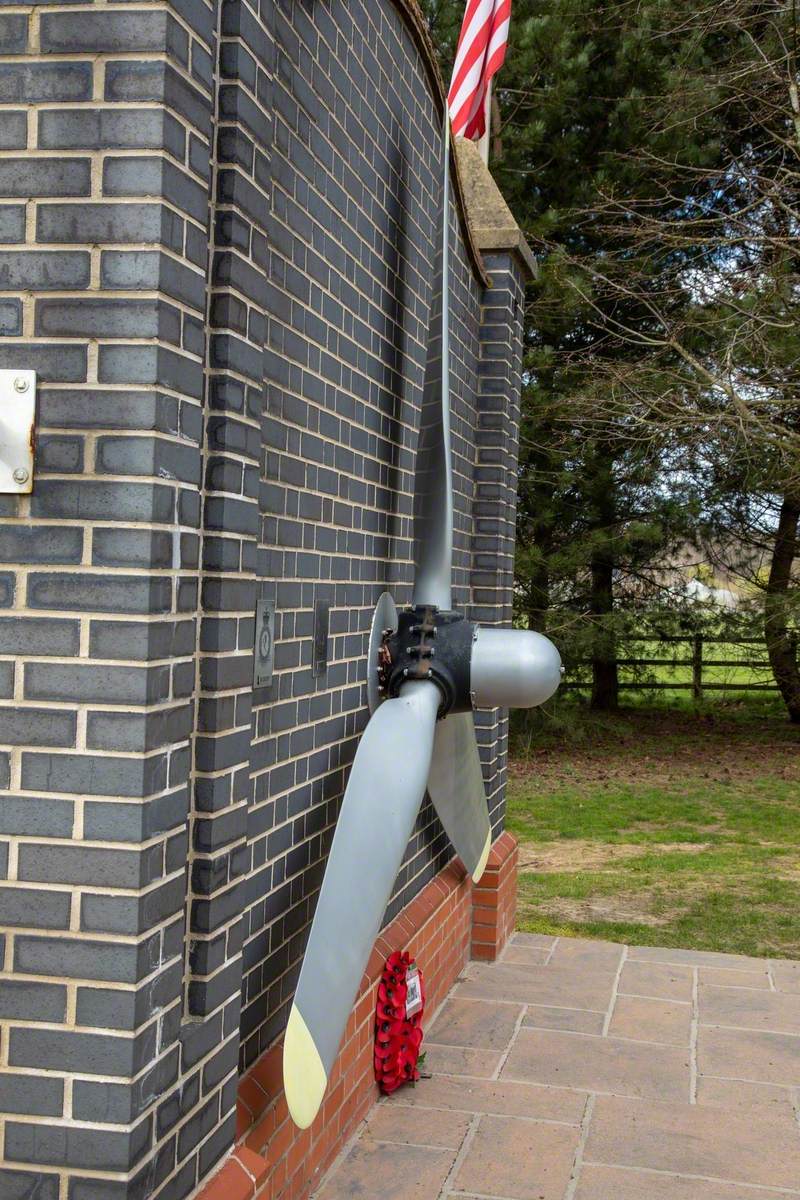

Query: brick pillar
left=0, top=1, right=231, bottom=1196
left=449, top=139, right=534, bottom=962
left=471, top=830, right=519, bottom=961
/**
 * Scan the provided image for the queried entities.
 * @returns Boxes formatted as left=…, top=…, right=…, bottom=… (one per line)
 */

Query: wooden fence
left=565, top=634, right=791, bottom=698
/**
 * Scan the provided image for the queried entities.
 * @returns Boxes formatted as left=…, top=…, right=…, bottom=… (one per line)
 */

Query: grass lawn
left=508, top=700, right=800, bottom=957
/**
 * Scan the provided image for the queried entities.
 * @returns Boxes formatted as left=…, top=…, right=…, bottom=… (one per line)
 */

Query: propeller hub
left=383, top=606, right=473, bottom=718
left=380, top=605, right=562, bottom=715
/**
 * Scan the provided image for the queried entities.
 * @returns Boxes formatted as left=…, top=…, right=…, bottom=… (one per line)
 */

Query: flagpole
left=441, top=107, right=450, bottom=434
left=477, top=81, right=492, bottom=165
left=440, top=105, right=453, bottom=605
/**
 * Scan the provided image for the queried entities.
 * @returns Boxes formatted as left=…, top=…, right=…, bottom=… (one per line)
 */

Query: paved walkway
left=315, top=933, right=800, bottom=1199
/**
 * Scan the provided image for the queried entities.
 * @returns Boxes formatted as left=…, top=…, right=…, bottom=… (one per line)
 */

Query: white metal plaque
left=0, top=369, right=36, bottom=494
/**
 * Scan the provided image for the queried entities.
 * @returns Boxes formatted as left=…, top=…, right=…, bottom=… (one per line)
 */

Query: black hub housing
left=382, top=605, right=475, bottom=717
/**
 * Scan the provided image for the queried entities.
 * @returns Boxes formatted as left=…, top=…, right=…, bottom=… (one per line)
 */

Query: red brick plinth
left=471, top=830, right=518, bottom=961
left=195, top=835, right=518, bottom=1200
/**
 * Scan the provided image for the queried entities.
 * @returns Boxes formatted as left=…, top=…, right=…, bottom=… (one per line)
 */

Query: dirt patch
left=774, top=860, right=800, bottom=881
left=527, top=876, right=715, bottom=928
left=533, top=897, right=674, bottom=927
left=518, top=840, right=712, bottom=873
left=510, top=708, right=800, bottom=791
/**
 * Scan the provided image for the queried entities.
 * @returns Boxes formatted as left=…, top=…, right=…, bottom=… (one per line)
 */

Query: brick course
left=0, top=1, right=530, bottom=1197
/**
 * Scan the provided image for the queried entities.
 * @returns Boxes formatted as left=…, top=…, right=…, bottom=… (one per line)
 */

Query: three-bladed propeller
left=283, top=135, right=562, bottom=1129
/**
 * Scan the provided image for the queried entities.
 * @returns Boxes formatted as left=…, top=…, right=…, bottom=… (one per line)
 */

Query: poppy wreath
left=374, top=950, right=425, bottom=1095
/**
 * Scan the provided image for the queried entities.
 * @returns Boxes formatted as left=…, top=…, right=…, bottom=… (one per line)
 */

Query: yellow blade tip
left=283, top=1005, right=327, bottom=1129
left=472, top=829, right=492, bottom=883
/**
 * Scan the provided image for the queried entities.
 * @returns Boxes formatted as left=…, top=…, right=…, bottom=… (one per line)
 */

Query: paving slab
left=454, top=1114, right=580, bottom=1200
left=698, top=1025, right=800, bottom=1086
left=511, top=933, right=558, bottom=949
left=316, top=1140, right=455, bottom=1199
left=575, top=1164, right=794, bottom=1200
left=384, top=1075, right=587, bottom=1124
left=695, top=1075, right=796, bottom=1117
left=608, top=995, right=692, bottom=1046
left=699, top=983, right=800, bottom=1035
left=522, top=1004, right=606, bottom=1036
left=618, top=959, right=694, bottom=1002
left=627, top=946, right=765, bottom=970
left=771, top=960, right=800, bottom=993
left=585, top=1093, right=800, bottom=1191
left=422, top=1043, right=503, bottom=1078
left=364, top=1105, right=471, bottom=1150
left=546, top=937, right=625, bottom=969
left=502, top=943, right=552, bottom=966
left=458, top=962, right=618, bottom=1011
left=699, top=966, right=771, bottom=989
left=428, top=996, right=523, bottom=1049
left=502, top=1027, right=690, bottom=1101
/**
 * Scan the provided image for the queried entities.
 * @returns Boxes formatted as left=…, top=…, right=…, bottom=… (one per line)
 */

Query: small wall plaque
left=312, top=598, right=330, bottom=677
left=253, top=599, right=275, bottom=688
left=0, top=369, right=36, bottom=494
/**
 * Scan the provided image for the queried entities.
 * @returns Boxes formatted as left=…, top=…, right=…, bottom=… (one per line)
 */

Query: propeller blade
left=427, top=711, right=491, bottom=882
left=412, top=126, right=453, bottom=610
left=283, top=680, right=441, bottom=1129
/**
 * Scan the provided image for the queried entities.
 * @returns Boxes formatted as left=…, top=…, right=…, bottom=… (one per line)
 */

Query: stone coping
left=455, top=138, right=538, bottom=280
left=394, top=1, right=535, bottom=289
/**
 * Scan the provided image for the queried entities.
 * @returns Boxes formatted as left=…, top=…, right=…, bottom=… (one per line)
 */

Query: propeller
left=283, top=131, right=562, bottom=1129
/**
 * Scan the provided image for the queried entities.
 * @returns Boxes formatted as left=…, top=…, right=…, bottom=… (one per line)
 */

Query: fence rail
left=564, top=633, right=790, bottom=698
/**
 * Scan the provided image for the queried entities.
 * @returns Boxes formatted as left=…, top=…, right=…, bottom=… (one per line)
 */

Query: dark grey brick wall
left=0, top=1, right=526, bottom=1197
left=232, top=0, right=490, bottom=1073
left=0, top=2, right=220, bottom=1198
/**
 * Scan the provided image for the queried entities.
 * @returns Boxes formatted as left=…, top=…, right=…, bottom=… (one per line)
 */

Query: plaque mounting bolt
left=13, top=468, right=29, bottom=484
left=13, top=377, right=28, bottom=393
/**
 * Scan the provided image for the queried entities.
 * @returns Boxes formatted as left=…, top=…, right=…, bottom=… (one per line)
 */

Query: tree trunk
left=526, top=534, right=552, bottom=635
left=590, top=545, right=619, bottom=709
left=764, top=494, right=800, bottom=722
left=527, top=576, right=549, bottom=633
left=588, top=448, right=619, bottom=711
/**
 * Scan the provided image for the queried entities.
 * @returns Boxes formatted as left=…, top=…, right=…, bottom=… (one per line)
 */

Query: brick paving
left=314, top=934, right=800, bottom=1199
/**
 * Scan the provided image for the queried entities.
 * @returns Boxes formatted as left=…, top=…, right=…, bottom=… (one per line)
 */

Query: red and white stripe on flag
left=447, top=0, right=511, bottom=140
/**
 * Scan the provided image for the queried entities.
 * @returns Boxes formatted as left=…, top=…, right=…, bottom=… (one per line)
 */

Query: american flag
left=447, top=0, right=511, bottom=140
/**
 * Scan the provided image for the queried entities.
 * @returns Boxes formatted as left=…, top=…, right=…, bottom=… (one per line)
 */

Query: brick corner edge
left=471, top=830, right=518, bottom=962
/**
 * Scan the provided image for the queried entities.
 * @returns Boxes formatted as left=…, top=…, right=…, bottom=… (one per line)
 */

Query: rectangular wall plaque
left=0, top=369, right=36, bottom=494
left=253, top=599, right=275, bottom=688
left=312, top=598, right=330, bottom=677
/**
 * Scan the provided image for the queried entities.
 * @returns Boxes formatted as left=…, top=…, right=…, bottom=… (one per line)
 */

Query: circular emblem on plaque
left=260, top=615, right=272, bottom=662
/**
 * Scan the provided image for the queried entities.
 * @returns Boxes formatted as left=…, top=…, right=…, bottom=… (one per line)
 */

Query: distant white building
left=684, top=578, right=740, bottom=609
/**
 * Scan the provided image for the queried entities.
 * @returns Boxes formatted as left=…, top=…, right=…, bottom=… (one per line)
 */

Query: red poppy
left=374, top=952, right=426, bottom=1097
